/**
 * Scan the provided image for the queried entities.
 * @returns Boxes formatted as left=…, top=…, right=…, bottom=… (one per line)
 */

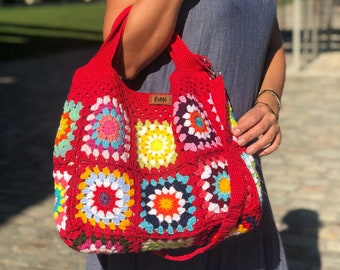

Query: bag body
left=52, top=7, right=262, bottom=261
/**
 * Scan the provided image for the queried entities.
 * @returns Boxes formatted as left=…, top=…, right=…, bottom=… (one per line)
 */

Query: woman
left=87, top=0, right=287, bottom=269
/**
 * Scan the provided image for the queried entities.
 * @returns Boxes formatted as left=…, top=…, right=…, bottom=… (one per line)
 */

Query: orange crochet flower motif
left=151, top=191, right=183, bottom=222
left=139, top=174, right=196, bottom=235
left=55, top=112, right=72, bottom=145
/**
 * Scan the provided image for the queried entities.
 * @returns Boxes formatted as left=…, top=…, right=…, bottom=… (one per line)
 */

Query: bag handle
left=94, top=5, right=211, bottom=76
left=94, top=6, right=132, bottom=69
left=168, top=34, right=218, bottom=76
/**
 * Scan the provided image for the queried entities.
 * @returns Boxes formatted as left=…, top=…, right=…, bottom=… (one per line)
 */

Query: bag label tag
left=149, top=94, right=172, bottom=106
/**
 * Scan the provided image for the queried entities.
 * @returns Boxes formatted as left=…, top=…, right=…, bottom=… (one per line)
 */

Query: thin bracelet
left=258, top=89, right=282, bottom=109
left=254, top=101, right=279, bottom=119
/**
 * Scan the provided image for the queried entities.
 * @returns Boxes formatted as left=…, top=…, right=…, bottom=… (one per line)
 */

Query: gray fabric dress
left=86, top=0, right=288, bottom=269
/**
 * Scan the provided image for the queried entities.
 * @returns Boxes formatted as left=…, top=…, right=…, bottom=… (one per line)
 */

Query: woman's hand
left=232, top=103, right=281, bottom=157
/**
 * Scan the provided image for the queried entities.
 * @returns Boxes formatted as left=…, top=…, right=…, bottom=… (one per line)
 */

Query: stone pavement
left=263, top=52, right=340, bottom=270
left=0, top=46, right=339, bottom=270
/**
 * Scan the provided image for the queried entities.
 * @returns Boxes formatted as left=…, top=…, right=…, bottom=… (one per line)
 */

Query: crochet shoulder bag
left=52, top=6, right=262, bottom=261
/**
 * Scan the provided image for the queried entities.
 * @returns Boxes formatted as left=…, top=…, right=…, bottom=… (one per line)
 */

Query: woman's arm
left=103, top=0, right=184, bottom=79
left=232, top=19, right=286, bottom=157
left=257, top=19, right=286, bottom=115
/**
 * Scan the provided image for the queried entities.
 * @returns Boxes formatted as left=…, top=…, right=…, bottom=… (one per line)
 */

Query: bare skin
left=103, top=0, right=286, bottom=157
left=233, top=20, right=286, bottom=157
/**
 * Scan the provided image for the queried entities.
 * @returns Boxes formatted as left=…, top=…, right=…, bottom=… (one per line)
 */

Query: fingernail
left=237, top=138, right=246, bottom=146
left=233, top=128, right=241, bottom=136
left=247, top=147, right=256, bottom=155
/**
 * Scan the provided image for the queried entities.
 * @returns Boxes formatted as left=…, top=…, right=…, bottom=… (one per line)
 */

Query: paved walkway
left=263, top=52, right=340, bottom=270
left=0, top=46, right=339, bottom=269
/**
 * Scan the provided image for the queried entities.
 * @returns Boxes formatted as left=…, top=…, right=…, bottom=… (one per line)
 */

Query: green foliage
left=277, top=0, right=293, bottom=6
left=0, top=1, right=105, bottom=60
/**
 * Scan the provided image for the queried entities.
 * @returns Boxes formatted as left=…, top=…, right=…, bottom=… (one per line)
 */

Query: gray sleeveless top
left=135, top=0, right=276, bottom=121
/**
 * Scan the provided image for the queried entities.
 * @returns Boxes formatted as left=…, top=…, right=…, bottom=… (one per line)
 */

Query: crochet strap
left=96, top=7, right=207, bottom=76
left=168, top=34, right=213, bottom=74
left=95, top=5, right=132, bottom=68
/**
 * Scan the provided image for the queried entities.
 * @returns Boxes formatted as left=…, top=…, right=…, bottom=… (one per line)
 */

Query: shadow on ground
left=0, top=29, right=100, bottom=224
left=0, top=22, right=101, bottom=61
left=280, top=209, right=322, bottom=270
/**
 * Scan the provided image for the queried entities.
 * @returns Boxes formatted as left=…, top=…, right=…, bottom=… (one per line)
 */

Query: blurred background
left=0, top=0, right=339, bottom=269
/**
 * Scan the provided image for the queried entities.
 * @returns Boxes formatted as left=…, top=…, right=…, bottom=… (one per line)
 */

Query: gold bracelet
left=254, top=101, right=279, bottom=119
left=258, top=89, right=282, bottom=110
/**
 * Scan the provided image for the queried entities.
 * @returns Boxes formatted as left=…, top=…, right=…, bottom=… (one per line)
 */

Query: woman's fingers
left=233, top=105, right=275, bottom=145
left=246, top=125, right=282, bottom=156
left=232, top=105, right=281, bottom=156
left=257, top=128, right=282, bottom=156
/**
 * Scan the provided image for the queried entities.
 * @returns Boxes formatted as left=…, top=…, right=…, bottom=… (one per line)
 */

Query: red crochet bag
left=52, top=6, right=262, bottom=261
